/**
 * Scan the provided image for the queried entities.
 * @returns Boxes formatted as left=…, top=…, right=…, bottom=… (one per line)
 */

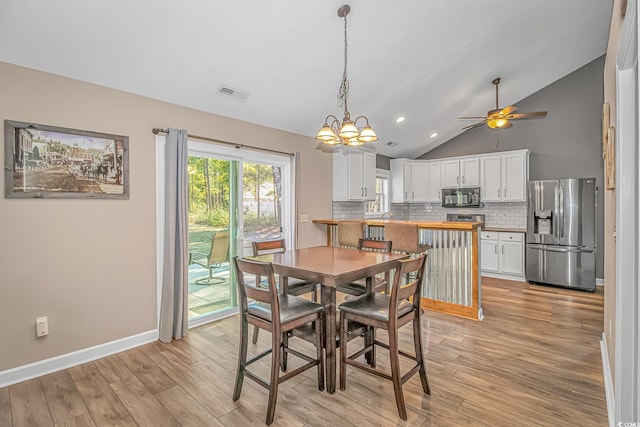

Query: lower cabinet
left=480, top=231, right=525, bottom=278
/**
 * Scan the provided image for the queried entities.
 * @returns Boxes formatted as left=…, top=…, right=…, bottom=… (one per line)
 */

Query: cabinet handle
left=404, top=191, right=407, bottom=200
left=438, top=190, right=441, bottom=199
left=495, top=244, right=498, bottom=253
left=412, top=191, right=414, bottom=199
left=361, top=188, right=364, bottom=197
left=504, top=188, right=508, bottom=198
left=457, top=176, right=459, bottom=184
left=502, top=246, right=505, bottom=254
left=462, top=176, right=465, bottom=184
left=498, top=189, right=501, bottom=198
left=364, top=188, right=367, bottom=196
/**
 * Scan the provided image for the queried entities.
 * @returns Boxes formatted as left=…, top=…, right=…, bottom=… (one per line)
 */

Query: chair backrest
left=252, top=239, right=286, bottom=256
left=209, top=231, right=230, bottom=265
left=233, top=257, right=280, bottom=319
left=383, top=223, right=426, bottom=254
left=388, top=255, right=427, bottom=321
left=357, top=238, right=392, bottom=253
left=337, top=221, right=365, bottom=248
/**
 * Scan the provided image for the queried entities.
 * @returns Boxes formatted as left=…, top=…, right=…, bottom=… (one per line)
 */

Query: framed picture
left=4, top=120, right=129, bottom=199
left=605, top=126, right=616, bottom=190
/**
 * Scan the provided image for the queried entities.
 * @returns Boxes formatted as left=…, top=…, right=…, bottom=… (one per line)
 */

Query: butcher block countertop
left=312, top=219, right=482, bottom=230
left=482, top=227, right=527, bottom=233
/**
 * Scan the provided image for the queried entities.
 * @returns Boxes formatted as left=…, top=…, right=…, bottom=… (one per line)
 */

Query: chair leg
left=251, top=325, right=259, bottom=344
left=311, top=286, right=318, bottom=302
left=370, top=327, right=377, bottom=368
left=266, top=326, right=282, bottom=426
left=339, top=312, right=347, bottom=391
left=233, top=313, right=249, bottom=401
left=389, top=327, right=407, bottom=421
left=281, top=333, right=288, bottom=371
left=413, top=314, right=431, bottom=395
left=315, top=315, right=325, bottom=391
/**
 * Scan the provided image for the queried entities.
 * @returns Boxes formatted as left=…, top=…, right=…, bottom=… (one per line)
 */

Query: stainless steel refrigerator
left=526, top=178, right=597, bottom=291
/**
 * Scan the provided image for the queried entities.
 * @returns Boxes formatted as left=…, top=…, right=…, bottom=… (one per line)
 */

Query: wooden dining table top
left=250, top=245, right=408, bottom=287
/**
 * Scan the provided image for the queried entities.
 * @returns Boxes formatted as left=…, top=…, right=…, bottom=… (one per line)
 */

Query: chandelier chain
left=337, top=13, right=349, bottom=116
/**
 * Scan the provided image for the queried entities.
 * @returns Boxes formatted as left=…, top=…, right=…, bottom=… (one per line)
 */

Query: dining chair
left=233, top=257, right=325, bottom=426
left=338, top=255, right=430, bottom=421
left=251, top=239, right=319, bottom=345
left=336, top=238, right=393, bottom=296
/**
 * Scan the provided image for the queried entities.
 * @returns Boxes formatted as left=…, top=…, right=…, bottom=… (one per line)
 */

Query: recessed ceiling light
left=430, top=132, right=438, bottom=138
left=396, top=116, right=405, bottom=123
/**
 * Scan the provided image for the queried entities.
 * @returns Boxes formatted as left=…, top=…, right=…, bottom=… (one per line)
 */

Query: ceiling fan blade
left=507, top=111, right=548, bottom=119
left=500, top=105, right=518, bottom=116
left=458, top=116, right=488, bottom=120
left=462, top=121, right=487, bottom=130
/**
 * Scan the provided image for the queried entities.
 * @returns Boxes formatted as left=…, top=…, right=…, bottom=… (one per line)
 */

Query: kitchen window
left=365, top=169, right=389, bottom=216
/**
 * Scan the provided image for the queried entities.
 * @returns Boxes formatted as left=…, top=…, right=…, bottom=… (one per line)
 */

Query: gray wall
left=418, top=56, right=605, bottom=279
left=376, top=154, right=391, bottom=170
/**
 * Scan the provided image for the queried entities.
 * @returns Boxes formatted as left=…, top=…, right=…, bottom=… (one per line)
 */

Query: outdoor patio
left=188, top=262, right=233, bottom=318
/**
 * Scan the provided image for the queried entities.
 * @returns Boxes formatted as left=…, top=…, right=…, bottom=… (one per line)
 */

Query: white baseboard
left=597, top=278, right=605, bottom=286
left=600, top=332, right=615, bottom=427
left=0, top=329, right=158, bottom=388
left=481, top=272, right=527, bottom=282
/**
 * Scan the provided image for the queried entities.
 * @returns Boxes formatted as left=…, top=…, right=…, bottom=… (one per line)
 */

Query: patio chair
left=190, top=231, right=230, bottom=285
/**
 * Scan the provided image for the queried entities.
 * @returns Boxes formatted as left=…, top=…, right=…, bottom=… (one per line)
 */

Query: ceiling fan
left=458, top=77, right=547, bottom=130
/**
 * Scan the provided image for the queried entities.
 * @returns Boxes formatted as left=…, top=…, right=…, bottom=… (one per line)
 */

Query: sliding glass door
left=186, top=142, right=292, bottom=326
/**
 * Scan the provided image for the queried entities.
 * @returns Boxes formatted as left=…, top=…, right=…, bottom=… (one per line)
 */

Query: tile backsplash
left=332, top=201, right=526, bottom=229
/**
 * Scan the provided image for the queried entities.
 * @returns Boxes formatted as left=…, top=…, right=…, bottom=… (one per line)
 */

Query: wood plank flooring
left=1, top=278, right=607, bottom=426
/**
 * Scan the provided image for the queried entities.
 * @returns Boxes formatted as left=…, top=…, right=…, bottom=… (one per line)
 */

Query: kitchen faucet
left=381, top=212, right=395, bottom=219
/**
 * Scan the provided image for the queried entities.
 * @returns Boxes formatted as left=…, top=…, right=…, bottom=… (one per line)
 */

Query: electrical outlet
left=36, top=316, right=49, bottom=337
left=300, top=214, right=309, bottom=223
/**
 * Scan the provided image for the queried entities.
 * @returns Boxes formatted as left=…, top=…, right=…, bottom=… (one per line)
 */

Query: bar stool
left=233, top=257, right=325, bottom=426
left=337, top=238, right=393, bottom=296
left=383, top=222, right=429, bottom=256
left=338, top=255, right=430, bottom=421
left=337, top=220, right=365, bottom=248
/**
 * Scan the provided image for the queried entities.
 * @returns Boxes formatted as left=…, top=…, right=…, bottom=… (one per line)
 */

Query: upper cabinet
left=480, top=150, right=529, bottom=202
left=441, top=158, right=480, bottom=188
left=390, top=159, right=429, bottom=203
left=333, top=147, right=376, bottom=201
left=426, top=161, right=442, bottom=203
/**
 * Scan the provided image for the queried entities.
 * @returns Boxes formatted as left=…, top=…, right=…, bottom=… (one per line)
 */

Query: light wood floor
left=1, top=278, right=607, bottom=426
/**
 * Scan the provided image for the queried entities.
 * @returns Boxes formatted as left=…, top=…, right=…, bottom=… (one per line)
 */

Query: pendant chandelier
left=315, top=5, right=378, bottom=146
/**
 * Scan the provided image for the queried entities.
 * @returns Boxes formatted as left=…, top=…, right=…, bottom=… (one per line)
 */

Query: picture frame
left=4, top=120, right=129, bottom=199
left=605, top=126, right=616, bottom=190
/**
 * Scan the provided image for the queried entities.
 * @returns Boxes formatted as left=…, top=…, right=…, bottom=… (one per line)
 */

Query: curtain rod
left=151, top=128, right=294, bottom=157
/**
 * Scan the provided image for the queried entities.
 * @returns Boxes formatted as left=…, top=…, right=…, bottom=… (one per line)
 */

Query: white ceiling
left=0, top=0, right=613, bottom=158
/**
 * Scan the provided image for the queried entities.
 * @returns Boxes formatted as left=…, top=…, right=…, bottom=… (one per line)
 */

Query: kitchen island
left=313, top=219, right=484, bottom=320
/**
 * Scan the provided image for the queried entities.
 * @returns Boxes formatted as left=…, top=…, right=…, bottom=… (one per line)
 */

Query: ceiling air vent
left=216, top=85, right=249, bottom=102
left=386, top=141, right=399, bottom=147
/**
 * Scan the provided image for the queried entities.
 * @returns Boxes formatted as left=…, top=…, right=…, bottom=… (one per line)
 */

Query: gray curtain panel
left=159, top=128, right=189, bottom=342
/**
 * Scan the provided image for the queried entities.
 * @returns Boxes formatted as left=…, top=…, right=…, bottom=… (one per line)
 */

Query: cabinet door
left=410, top=163, right=429, bottom=201
left=346, top=151, right=364, bottom=200
left=389, top=159, right=407, bottom=204
left=501, top=152, right=526, bottom=202
left=481, top=156, right=502, bottom=202
left=402, top=163, right=412, bottom=202
left=362, top=151, right=376, bottom=201
left=481, top=239, right=499, bottom=272
left=441, top=160, right=460, bottom=188
left=500, top=241, right=524, bottom=275
left=460, top=158, right=480, bottom=186
left=427, top=162, right=442, bottom=202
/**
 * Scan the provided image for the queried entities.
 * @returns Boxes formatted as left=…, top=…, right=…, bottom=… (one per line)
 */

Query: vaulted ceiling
left=0, top=1, right=613, bottom=158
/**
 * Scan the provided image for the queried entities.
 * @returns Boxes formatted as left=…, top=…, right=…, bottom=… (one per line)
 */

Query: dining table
left=250, top=245, right=408, bottom=394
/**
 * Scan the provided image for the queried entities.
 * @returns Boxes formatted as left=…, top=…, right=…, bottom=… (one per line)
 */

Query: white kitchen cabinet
left=333, top=147, right=376, bottom=201
left=441, top=158, right=480, bottom=188
left=426, top=161, right=442, bottom=202
left=390, top=159, right=429, bottom=202
left=480, top=150, right=529, bottom=203
left=480, top=231, right=525, bottom=278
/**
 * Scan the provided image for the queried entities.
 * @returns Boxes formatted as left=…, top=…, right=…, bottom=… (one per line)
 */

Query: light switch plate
left=300, top=214, right=309, bottom=223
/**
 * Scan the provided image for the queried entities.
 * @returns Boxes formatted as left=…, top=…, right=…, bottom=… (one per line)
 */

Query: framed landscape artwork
left=4, top=120, right=129, bottom=199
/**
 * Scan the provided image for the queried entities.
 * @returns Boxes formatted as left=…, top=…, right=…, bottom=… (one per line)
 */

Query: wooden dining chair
left=336, top=238, right=393, bottom=296
left=233, top=257, right=325, bottom=426
left=338, top=255, right=430, bottom=421
left=251, top=239, right=319, bottom=344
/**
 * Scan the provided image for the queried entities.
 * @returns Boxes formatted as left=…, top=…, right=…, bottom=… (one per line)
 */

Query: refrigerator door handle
left=527, top=244, right=594, bottom=253
left=559, top=183, right=565, bottom=239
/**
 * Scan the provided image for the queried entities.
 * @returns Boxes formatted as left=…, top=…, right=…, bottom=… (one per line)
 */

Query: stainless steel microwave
left=442, top=187, right=482, bottom=208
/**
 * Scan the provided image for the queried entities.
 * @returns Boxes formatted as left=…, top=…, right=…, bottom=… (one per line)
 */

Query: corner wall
left=418, top=57, right=606, bottom=279
left=0, top=62, right=332, bottom=372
